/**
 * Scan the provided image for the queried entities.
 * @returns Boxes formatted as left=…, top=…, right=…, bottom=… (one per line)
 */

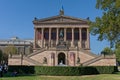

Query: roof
left=33, top=14, right=89, bottom=24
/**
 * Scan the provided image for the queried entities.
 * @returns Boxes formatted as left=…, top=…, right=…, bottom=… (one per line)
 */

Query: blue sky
left=0, top=0, right=110, bottom=54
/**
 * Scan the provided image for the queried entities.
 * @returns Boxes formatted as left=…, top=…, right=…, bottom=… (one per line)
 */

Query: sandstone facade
left=8, top=10, right=116, bottom=66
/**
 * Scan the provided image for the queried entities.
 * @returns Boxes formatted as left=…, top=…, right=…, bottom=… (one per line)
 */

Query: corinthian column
left=56, top=28, right=59, bottom=45
left=49, top=28, right=51, bottom=47
left=87, top=28, right=90, bottom=49
left=79, top=28, right=81, bottom=48
left=34, top=28, right=37, bottom=49
left=71, top=28, right=74, bottom=47
left=64, top=28, right=66, bottom=41
left=41, top=28, right=44, bottom=48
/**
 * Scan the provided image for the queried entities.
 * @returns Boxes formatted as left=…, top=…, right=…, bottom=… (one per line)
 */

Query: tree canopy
left=0, top=49, right=8, bottom=64
left=90, top=0, right=120, bottom=47
left=101, top=47, right=114, bottom=55
left=4, top=45, right=17, bottom=57
left=114, top=41, right=120, bottom=63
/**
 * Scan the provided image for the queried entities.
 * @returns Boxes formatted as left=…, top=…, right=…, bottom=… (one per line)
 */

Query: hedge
left=8, top=66, right=35, bottom=74
left=8, top=66, right=118, bottom=76
left=35, top=66, right=80, bottom=76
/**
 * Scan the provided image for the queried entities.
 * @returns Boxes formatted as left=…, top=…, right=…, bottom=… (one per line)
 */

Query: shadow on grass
left=113, top=71, right=120, bottom=75
left=3, top=72, right=36, bottom=78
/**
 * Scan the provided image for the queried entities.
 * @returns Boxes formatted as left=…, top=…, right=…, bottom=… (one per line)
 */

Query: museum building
left=8, top=10, right=116, bottom=66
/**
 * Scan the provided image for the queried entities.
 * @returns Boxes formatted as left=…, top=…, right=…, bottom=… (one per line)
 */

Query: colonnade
left=34, top=27, right=90, bottom=49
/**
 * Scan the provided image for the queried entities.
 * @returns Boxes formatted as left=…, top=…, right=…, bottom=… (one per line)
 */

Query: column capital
left=34, top=27, right=38, bottom=30
left=49, top=28, right=51, bottom=29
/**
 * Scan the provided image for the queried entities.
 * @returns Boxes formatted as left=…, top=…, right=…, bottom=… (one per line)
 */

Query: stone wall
left=9, top=58, right=21, bottom=65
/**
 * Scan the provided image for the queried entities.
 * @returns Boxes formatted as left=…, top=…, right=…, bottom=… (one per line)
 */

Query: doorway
left=58, top=53, right=66, bottom=65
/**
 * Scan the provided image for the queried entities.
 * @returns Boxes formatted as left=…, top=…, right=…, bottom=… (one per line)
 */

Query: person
left=0, top=65, right=3, bottom=77
left=3, top=64, right=8, bottom=73
left=11, top=70, right=17, bottom=77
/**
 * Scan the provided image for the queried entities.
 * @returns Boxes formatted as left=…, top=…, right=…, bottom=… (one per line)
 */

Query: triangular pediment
left=33, top=15, right=88, bottom=24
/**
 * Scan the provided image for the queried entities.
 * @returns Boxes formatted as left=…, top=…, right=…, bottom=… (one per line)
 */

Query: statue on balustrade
left=56, top=29, right=68, bottom=49
left=43, top=57, right=47, bottom=64
left=60, top=29, right=64, bottom=38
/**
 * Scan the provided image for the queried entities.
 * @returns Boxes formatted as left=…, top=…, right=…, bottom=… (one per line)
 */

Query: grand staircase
left=10, top=46, right=106, bottom=66
left=82, top=55, right=103, bottom=66
left=26, top=47, right=99, bottom=66
left=27, top=48, right=47, bottom=57
left=23, top=56, right=42, bottom=65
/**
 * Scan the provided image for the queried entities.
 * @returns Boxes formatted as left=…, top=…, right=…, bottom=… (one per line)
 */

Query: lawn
left=1, top=74, right=120, bottom=80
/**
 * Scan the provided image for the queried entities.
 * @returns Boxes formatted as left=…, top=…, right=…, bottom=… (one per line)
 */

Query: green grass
left=1, top=74, right=120, bottom=80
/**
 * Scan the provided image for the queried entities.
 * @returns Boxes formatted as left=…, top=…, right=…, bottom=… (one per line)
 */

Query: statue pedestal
left=56, top=37, right=68, bottom=50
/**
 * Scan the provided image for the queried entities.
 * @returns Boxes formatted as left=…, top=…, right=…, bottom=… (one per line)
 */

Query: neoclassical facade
left=8, top=10, right=116, bottom=66
left=33, top=17, right=90, bottom=50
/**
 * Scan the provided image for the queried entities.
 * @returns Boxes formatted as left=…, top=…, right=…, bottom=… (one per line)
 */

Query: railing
left=74, top=40, right=78, bottom=47
left=44, top=40, right=56, bottom=47
left=43, top=40, right=89, bottom=49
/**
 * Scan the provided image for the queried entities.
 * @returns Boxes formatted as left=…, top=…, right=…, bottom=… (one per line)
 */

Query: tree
left=0, top=49, right=7, bottom=64
left=90, top=0, right=120, bottom=48
left=0, top=50, right=3, bottom=63
left=4, top=45, right=17, bottom=58
left=114, top=41, right=120, bottom=64
left=101, top=47, right=114, bottom=56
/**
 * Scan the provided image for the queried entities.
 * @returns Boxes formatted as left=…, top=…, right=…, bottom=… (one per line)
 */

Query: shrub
left=8, top=66, right=118, bottom=76
left=95, top=66, right=118, bottom=74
